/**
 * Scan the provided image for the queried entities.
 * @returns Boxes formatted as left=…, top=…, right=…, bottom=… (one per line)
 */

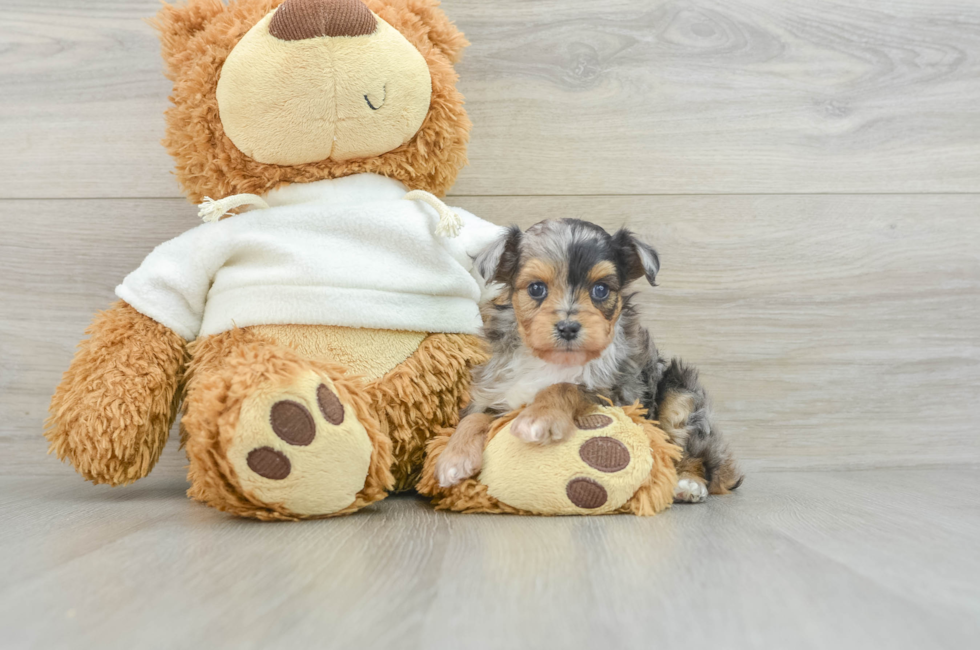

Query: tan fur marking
left=513, top=260, right=562, bottom=354
left=510, top=383, right=597, bottom=444
left=573, top=286, right=619, bottom=352
left=676, top=456, right=705, bottom=481
left=514, top=258, right=557, bottom=290
left=708, top=456, right=744, bottom=495
left=525, top=383, right=596, bottom=424
left=658, top=392, right=695, bottom=446
left=587, top=261, right=617, bottom=283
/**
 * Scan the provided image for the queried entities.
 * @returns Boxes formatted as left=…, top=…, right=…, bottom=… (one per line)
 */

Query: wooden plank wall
left=2, top=0, right=978, bottom=476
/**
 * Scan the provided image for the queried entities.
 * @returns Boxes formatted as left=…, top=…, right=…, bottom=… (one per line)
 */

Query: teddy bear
left=47, top=0, right=681, bottom=519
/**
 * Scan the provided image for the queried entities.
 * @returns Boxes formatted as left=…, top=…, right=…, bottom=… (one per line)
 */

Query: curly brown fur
left=152, top=0, right=470, bottom=202
left=466, top=219, right=742, bottom=499
left=366, top=332, right=489, bottom=491
left=46, top=300, right=187, bottom=485
left=181, top=327, right=395, bottom=520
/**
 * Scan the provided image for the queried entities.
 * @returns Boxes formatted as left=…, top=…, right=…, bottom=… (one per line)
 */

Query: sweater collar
left=262, top=173, right=409, bottom=209
left=196, top=173, right=462, bottom=237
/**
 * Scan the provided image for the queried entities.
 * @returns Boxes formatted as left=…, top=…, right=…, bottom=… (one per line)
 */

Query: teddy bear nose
left=269, top=0, right=377, bottom=41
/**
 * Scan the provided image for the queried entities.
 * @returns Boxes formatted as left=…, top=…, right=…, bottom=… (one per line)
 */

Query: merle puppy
left=435, top=218, right=742, bottom=502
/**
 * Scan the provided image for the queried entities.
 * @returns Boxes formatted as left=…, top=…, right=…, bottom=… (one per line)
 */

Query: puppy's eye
left=591, top=283, right=610, bottom=301
left=527, top=282, right=548, bottom=299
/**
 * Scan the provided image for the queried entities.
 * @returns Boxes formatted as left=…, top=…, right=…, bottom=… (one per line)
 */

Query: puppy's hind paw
left=673, top=477, right=708, bottom=504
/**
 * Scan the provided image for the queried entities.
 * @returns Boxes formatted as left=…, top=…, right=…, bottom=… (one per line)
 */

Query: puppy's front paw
left=673, top=477, right=708, bottom=503
left=435, top=442, right=483, bottom=488
left=510, top=410, right=576, bottom=445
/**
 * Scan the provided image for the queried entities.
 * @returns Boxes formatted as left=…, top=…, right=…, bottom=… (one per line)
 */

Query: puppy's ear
left=475, top=226, right=522, bottom=284
left=612, top=229, right=660, bottom=286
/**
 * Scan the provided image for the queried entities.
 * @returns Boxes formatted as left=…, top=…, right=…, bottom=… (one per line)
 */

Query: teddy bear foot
left=420, top=405, right=683, bottom=516
left=182, top=329, right=394, bottom=520
left=224, top=372, right=377, bottom=517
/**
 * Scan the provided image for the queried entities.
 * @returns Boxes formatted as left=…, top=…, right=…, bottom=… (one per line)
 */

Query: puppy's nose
left=555, top=320, right=582, bottom=341
left=270, top=0, right=377, bottom=41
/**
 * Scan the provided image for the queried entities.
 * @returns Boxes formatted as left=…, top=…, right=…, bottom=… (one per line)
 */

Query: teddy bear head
left=154, top=0, right=470, bottom=201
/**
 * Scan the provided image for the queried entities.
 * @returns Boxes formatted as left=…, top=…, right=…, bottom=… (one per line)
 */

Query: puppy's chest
left=488, top=356, right=593, bottom=410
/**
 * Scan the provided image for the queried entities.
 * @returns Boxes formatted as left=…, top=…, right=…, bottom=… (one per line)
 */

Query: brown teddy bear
left=46, top=0, right=501, bottom=520
left=47, top=0, right=681, bottom=519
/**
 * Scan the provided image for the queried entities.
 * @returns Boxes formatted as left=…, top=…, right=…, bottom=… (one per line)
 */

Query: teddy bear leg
left=180, top=328, right=393, bottom=520
left=420, top=404, right=682, bottom=516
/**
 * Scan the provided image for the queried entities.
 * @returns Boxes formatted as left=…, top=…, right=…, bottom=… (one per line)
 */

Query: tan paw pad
left=226, top=374, right=374, bottom=516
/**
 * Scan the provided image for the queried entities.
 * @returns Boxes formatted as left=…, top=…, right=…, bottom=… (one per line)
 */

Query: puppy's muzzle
left=555, top=320, right=582, bottom=341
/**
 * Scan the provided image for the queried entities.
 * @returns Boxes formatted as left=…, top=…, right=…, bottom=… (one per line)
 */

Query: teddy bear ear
left=150, top=0, right=228, bottom=73
left=370, top=0, right=469, bottom=64
left=412, top=0, right=469, bottom=64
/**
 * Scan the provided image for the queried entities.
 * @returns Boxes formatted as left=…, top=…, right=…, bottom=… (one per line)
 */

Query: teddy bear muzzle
left=215, top=0, right=433, bottom=166
left=270, top=0, right=377, bottom=41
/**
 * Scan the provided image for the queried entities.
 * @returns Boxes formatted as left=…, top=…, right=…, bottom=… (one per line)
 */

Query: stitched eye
left=591, top=283, right=610, bottom=301
left=527, top=282, right=548, bottom=299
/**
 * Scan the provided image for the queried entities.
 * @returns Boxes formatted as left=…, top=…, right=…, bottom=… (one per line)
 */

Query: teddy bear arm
left=46, top=300, right=187, bottom=486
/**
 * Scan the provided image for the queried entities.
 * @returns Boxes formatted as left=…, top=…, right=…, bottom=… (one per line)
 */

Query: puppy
left=436, top=218, right=742, bottom=503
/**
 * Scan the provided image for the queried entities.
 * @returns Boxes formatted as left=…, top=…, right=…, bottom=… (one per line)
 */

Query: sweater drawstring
left=403, top=190, right=462, bottom=238
left=198, top=194, right=270, bottom=223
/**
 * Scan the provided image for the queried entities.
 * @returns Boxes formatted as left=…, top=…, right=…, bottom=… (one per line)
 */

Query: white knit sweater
left=116, top=174, right=504, bottom=340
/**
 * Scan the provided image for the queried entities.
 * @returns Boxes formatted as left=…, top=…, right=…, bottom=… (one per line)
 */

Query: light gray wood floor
left=2, top=1, right=980, bottom=647
left=2, top=466, right=979, bottom=650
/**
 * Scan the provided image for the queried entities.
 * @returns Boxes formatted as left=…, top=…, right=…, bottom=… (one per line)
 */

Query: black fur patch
left=567, top=239, right=610, bottom=290
left=612, top=228, right=659, bottom=286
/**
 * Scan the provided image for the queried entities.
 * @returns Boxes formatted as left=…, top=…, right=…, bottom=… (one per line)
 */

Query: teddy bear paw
left=479, top=408, right=656, bottom=515
left=226, top=372, right=375, bottom=516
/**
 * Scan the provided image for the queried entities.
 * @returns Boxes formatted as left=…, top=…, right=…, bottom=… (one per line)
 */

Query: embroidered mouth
left=364, top=84, right=386, bottom=111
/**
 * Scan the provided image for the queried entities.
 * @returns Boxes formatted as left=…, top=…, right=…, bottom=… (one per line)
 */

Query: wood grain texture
left=1, top=468, right=978, bottom=649
left=3, top=1, right=978, bottom=643
left=2, top=0, right=980, bottom=198
left=2, top=195, right=978, bottom=476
